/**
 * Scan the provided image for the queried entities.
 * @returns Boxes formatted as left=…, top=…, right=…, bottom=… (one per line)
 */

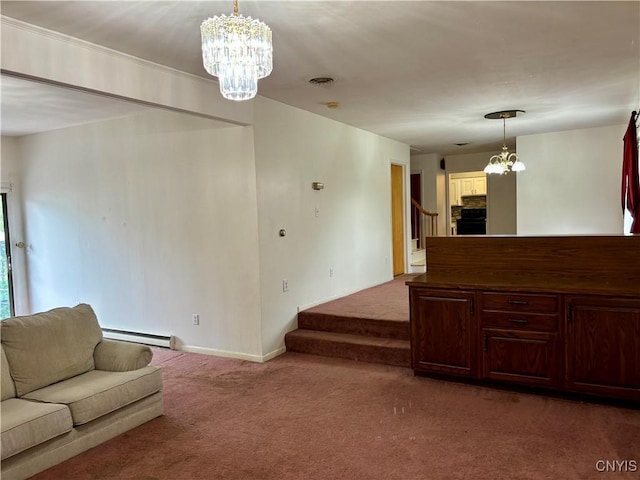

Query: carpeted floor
left=301, top=274, right=421, bottom=322
left=31, top=348, right=639, bottom=480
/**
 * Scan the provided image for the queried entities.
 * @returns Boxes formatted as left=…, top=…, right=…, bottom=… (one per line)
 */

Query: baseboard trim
left=262, top=346, right=287, bottom=362
left=176, top=344, right=286, bottom=363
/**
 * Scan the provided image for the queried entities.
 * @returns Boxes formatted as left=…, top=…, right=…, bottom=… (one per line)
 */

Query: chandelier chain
left=502, top=118, right=506, bottom=146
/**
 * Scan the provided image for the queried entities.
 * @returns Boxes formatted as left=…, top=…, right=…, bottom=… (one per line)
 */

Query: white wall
left=15, top=110, right=265, bottom=359
left=444, top=151, right=517, bottom=235
left=253, top=97, right=410, bottom=355
left=8, top=100, right=411, bottom=361
left=517, top=124, right=625, bottom=234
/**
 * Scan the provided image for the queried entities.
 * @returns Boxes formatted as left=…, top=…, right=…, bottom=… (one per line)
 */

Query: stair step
left=285, top=329, right=410, bottom=368
left=411, top=248, right=426, bottom=266
left=298, top=312, right=409, bottom=340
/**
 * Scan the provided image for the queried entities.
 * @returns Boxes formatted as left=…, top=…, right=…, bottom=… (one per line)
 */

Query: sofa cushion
left=0, top=398, right=73, bottom=460
left=22, top=366, right=162, bottom=426
left=1, top=344, right=16, bottom=401
left=0, top=304, right=103, bottom=396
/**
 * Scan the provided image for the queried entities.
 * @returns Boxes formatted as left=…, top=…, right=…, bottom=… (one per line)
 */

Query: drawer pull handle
left=508, top=300, right=529, bottom=306
left=508, top=318, right=529, bottom=324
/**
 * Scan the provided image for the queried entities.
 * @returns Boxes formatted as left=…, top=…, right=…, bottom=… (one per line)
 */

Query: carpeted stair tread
left=285, top=329, right=410, bottom=367
left=297, top=311, right=409, bottom=340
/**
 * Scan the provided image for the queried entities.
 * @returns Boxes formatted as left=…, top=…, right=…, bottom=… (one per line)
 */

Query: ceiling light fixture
left=201, top=0, right=273, bottom=101
left=484, top=110, right=526, bottom=175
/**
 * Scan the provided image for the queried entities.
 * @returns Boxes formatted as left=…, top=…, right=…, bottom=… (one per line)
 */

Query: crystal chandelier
left=483, top=110, right=526, bottom=175
left=201, top=0, right=273, bottom=101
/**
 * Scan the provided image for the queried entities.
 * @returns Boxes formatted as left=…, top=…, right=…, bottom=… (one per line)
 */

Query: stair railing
left=411, top=198, right=438, bottom=248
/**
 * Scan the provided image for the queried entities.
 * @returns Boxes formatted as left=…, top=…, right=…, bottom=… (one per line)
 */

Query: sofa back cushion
left=0, top=304, right=103, bottom=396
left=1, top=344, right=16, bottom=400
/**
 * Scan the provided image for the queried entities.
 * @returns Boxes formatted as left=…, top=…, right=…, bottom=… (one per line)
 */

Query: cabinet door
left=567, top=297, right=640, bottom=401
left=482, top=329, right=560, bottom=388
left=449, top=179, right=461, bottom=206
left=459, top=178, right=475, bottom=197
left=410, top=288, right=478, bottom=377
left=473, top=176, right=487, bottom=195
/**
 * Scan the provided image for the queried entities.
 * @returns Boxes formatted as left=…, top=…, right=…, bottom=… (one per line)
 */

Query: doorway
left=447, top=171, right=487, bottom=236
left=391, top=164, right=405, bottom=276
left=0, top=193, right=15, bottom=319
left=410, top=173, right=422, bottom=248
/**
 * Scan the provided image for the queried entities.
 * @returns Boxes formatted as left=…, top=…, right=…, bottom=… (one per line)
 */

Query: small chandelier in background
left=484, top=110, right=526, bottom=175
left=201, top=0, right=273, bottom=101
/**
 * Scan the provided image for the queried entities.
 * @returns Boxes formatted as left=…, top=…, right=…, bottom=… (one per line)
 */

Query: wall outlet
left=282, top=279, right=289, bottom=292
left=329, top=268, right=334, bottom=277
left=192, top=314, right=200, bottom=325
left=314, top=207, right=320, bottom=217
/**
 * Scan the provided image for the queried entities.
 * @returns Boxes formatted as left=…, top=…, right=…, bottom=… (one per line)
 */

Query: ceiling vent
left=308, top=76, right=335, bottom=86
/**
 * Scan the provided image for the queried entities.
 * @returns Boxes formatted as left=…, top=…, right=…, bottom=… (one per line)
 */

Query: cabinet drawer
left=482, top=292, right=558, bottom=314
left=481, top=312, right=558, bottom=332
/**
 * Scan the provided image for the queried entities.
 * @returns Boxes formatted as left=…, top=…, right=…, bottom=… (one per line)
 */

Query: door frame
left=1, top=193, right=15, bottom=318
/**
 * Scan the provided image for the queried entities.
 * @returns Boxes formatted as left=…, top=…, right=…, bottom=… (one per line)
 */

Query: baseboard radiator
left=101, top=328, right=175, bottom=349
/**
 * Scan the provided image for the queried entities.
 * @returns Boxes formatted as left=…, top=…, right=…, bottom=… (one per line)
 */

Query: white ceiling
left=0, top=75, right=154, bottom=136
left=1, top=1, right=639, bottom=154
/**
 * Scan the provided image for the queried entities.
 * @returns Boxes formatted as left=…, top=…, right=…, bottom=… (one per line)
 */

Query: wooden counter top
left=407, top=272, right=640, bottom=297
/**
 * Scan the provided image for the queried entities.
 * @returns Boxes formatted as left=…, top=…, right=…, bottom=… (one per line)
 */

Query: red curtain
left=622, top=111, right=639, bottom=233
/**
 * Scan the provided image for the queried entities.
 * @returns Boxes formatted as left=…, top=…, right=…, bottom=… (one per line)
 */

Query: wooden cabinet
left=409, top=235, right=640, bottom=403
left=566, top=296, right=640, bottom=401
left=480, top=293, right=560, bottom=388
left=410, top=288, right=639, bottom=401
left=410, top=288, right=477, bottom=377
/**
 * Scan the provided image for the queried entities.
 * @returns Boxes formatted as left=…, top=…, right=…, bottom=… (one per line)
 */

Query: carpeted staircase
left=285, top=306, right=411, bottom=368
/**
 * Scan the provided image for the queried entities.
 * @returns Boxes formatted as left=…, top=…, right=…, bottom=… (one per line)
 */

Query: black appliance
left=456, top=208, right=486, bottom=235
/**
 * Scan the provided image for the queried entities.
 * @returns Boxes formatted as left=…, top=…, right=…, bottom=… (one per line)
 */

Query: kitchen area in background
left=449, top=171, right=487, bottom=235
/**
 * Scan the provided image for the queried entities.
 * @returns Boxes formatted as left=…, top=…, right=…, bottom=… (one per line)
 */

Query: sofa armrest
left=93, top=339, right=153, bottom=372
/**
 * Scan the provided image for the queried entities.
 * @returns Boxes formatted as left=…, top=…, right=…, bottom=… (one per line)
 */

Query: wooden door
left=391, top=165, right=405, bottom=276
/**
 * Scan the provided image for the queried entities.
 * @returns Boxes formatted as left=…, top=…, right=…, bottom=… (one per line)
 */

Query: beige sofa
left=0, top=304, right=164, bottom=480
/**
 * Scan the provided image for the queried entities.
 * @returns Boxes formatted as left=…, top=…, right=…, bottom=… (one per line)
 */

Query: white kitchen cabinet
left=449, top=172, right=486, bottom=206
left=460, top=177, right=475, bottom=197
left=460, top=176, right=486, bottom=196
left=473, top=176, right=487, bottom=195
left=449, top=179, right=462, bottom=205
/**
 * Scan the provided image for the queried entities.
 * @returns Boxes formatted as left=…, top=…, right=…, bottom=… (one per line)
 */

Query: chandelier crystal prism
left=483, top=110, right=526, bottom=175
left=201, top=0, right=273, bottom=101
